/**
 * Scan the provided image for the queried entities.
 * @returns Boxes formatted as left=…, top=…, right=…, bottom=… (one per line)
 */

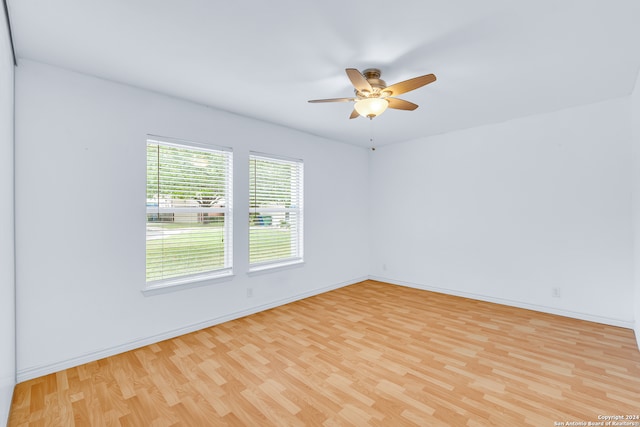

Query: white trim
left=369, top=275, right=635, bottom=329
left=17, top=276, right=368, bottom=382
left=142, top=270, right=234, bottom=296
left=145, top=139, right=233, bottom=289
left=249, top=150, right=302, bottom=164
left=247, top=259, right=304, bottom=275
left=248, top=153, right=304, bottom=269
left=147, top=134, right=232, bottom=153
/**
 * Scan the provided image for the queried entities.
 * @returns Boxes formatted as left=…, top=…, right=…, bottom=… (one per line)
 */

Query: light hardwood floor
left=9, top=280, right=640, bottom=426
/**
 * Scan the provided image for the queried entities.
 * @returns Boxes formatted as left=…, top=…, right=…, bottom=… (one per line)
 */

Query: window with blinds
left=146, top=137, right=233, bottom=288
left=249, top=153, right=303, bottom=270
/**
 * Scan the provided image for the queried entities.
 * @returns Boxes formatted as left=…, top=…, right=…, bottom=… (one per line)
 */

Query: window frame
left=248, top=152, right=304, bottom=273
left=144, top=135, right=233, bottom=294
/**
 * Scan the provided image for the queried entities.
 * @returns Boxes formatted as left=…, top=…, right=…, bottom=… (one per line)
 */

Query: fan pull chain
left=369, top=117, right=376, bottom=151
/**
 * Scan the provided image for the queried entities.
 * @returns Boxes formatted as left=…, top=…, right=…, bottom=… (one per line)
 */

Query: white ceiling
left=7, top=0, right=640, bottom=147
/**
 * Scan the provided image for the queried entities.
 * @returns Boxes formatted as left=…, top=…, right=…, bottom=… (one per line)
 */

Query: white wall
left=632, top=71, right=640, bottom=349
left=0, top=7, right=15, bottom=425
left=13, top=57, right=640, bottom=385
left=14, top=60, right=370, bottom=381
left=370, top=98, right=635, bottom=327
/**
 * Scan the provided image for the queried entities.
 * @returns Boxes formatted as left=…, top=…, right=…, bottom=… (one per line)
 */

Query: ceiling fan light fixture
left=355, top=97, right=389, bottom=118
left=308, top=68, right=436, bottom=120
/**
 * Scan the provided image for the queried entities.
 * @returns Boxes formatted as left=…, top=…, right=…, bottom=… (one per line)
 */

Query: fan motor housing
left=356, top=68, right=387, bottom=97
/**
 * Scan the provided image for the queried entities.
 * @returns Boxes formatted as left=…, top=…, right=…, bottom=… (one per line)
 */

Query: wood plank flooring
left=9, top=280, right=640, bottom=426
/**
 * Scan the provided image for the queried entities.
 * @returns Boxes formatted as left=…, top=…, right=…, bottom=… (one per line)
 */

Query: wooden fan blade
left=346, top=68, right=373, bottom=93
left=349, top=109, right=360, bottom=119
left=383, top=74, right=436, bottom=97
left=308, top=97, right=356, bottom=103
left=387, top=98, right=419, bottom=111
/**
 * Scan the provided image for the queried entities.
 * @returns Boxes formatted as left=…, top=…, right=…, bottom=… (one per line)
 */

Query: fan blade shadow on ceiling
left=377, top=13, right=509, bottom=77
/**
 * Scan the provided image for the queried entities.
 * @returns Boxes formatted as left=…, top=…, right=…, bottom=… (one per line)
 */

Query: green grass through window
left=146, top=223, right=293, bottom=281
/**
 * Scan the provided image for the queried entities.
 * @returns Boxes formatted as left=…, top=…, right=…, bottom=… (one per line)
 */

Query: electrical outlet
left=247, top=288, right=253, bottom=298
left=552, top=287, right=561, bottom=298
left=382, top=264, right=387, bottom=271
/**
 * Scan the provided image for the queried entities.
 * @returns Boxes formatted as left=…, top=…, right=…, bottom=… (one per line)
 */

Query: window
left=249, top=153, right=303, bottom=271
left=146, top=137, right=232, bottom=289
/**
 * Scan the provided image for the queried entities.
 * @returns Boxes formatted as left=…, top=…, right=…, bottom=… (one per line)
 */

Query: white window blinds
left=249, top=153, right=303, bottom=270
left=146, top=138, right=233, bottom=286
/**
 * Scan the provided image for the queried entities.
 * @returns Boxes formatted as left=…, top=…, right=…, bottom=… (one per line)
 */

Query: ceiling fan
left=308, top=68, right=436, bottom=119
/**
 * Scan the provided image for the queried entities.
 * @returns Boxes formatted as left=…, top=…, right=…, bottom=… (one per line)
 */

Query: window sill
left=247, top=259, right=305, bottom=276
left=142, top=270, right=234, bottom=296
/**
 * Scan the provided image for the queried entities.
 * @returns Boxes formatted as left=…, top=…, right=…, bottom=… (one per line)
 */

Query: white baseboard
left=17, top=276, right=368, bottom=383
left=369, top=275, right=636, bottom=330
